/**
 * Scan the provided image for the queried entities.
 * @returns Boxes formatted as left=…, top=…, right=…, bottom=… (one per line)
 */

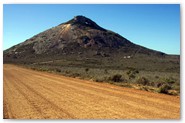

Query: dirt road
left=3, top=64, right=180, bottom=119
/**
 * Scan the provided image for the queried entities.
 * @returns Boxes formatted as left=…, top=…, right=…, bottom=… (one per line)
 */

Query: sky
left=3, top=4, right=180, bottom=54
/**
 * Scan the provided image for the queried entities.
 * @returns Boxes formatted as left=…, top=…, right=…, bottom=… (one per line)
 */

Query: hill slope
left=4, top=15, right=165, bottom=63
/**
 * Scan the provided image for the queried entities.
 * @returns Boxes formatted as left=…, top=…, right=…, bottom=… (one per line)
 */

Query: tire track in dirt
left=3, top=70, right=43, bottom=119
left=8, top=80, right=47, bottom=119
left=6, top=69, right=75, bottom=119
left=3, top=64, right=180, bottom=119
left=3, top=83, right=14, bottom=119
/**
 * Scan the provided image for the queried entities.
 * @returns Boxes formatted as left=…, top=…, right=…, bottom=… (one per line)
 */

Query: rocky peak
left=66, top=15, right=106, bottom=31
left=73, top=15, right=94, bottom=25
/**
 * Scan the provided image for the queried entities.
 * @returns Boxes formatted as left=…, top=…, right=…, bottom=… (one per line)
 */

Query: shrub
left=149, top=82, right=155, bottom=87
left=55, top=68, right=61, bottom=72
left=126, top=69, right=139, bottom=79
left=65, top=70, right=70, bottom=74
left=120, top=84, right=132, bottom=88
left=168, top=90, right=178, bottom=95
left=70, top=73, right=80, bottom=78
left=173, top=85, right=180, bottom=91
left=165, top=77, right=176, bottom=84
left=155, top=76, right=159, bottom=79
left=136, top=77, right=149, bottom=86
left=95, top=78, right=104, bottom=82
left=31, top=67, right=37, bottom=71
left=140, top=86, right=150, bottom=91
left=155, top=82, right=164, bottom=88
left=129, top=74, right=136, bottom=79
left=104, top=69, right=108, bottom=74
left=134, top=70, right=139, bottom=74
left=158, top=84, right=172, bottom=94
left=85, top=68, right=89, bottom=72
left=126, top=69, right=139, bottom=74
left=108, top=74, right=123, bottom=82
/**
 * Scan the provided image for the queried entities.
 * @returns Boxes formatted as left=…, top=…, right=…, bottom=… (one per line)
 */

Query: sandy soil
left=3, top=64, right=180, bottom=119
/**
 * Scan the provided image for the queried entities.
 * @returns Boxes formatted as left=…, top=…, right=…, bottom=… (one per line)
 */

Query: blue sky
left=3, top=4, right=180, bottom=54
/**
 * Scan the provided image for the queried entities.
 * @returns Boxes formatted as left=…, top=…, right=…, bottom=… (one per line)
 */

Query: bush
left=168, top=90, right=178, bottom=95
left=126, top=69, right=139, bottom=79
left=85, top=68, right=89, bottom=72
left=140, top=86, right=150, bottom=91
left=65, top=70, right=70, bottom=74
left=126, top=69, right=139, bottom=75
left=104, top=69, right=108, bottom=74
left=55, top=68, right=61, bottom=72
left=70, top=73, right=80, bottom=78
left=31, top=67, right=37, bottom=71
left=136, top=77, right=149, bottom=86
left=165, top=77, right=176, bottom=84
left=128, top=74, right=136, bottom=79
left=108, top=74, right=123, bottom=82
left=95, top=78, right=104, bottom=82
left=155, top=76, right=159, bottom=79
left=126, top=70, right=131, bottom=75
left=155, top=82, right=164, bottom=88
left=173, top=85, right=180, bottom=91
left=158, top=84, right=172, bottom=94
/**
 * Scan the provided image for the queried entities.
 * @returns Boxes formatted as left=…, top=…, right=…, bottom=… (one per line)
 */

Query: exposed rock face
left=67, top=15, right=106, bottom=31
left=3, top=15, right=165, bottom=62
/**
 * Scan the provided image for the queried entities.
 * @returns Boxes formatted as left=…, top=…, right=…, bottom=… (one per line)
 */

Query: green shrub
left=65, top=70, right=70, bottom=74
left=140, top=86, right=150, bottom=91
left=85, top=68, right=89, bottom=72
left=120, top=84, right=132, bottom=88
left=155, top=82, right=164, bottom=88
left=126, top=70, right=131, bottom=75
left=172, top=84, right=180, bottom=91
left=136, top=77, right=149, bottom=86
left=168, top=90, right=178, bottom=95
left=70, top=73, right=80, bottom=78
left=126, top=69, right=139, bottom=74
left=31, top=67, right=37, bottom=71
left=158, top=84, right=172, bottom=94
left=104, top=69, right=108, bottom=74
left=126, top=69, right=139, bottom=79
left=55, top=68, right=61, bottom=72
left=95, top=78, right=104, bottom=82
left=155, top=76, right=159, bottom=79
left=135, top=70, right=139, bottom=74
left=108, top=74, right=123, bottom=82
left=128, top=74, right=136, bottom=79
left=165, top=77, right=176, bottom=84
left=38, top=67, right=48, bottom=71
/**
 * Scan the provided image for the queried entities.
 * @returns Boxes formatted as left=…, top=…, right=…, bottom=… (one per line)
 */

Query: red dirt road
left=3, top=64, right=180, bottom=119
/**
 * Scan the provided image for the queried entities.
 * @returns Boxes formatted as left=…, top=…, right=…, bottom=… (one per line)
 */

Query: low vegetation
left=18, top=56, right=180, bottom=96
left=108, top=74, right=123, bottom=82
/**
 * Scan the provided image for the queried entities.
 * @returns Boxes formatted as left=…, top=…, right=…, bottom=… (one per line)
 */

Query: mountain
left=4, top=15, right=165, bottom=63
